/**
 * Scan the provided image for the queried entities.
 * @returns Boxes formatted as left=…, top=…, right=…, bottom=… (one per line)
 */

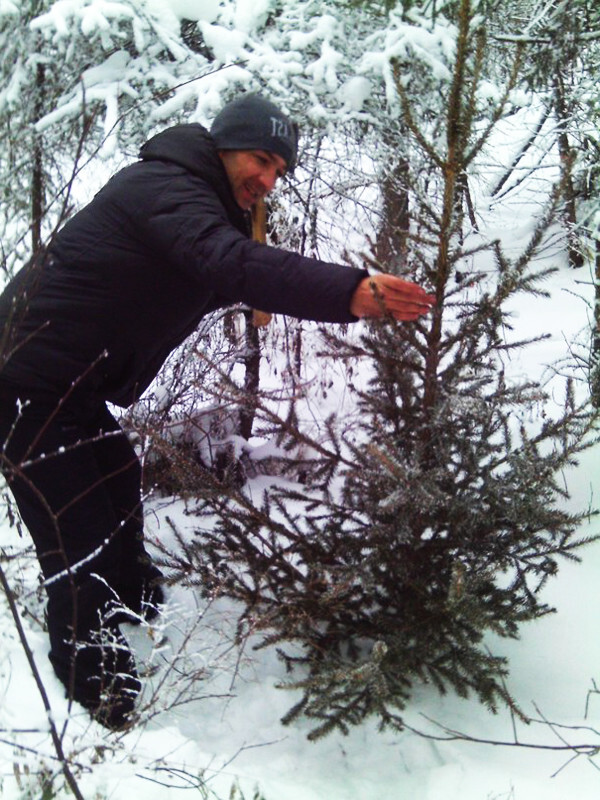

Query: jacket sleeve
left=136, top=166, right=368, bottom=323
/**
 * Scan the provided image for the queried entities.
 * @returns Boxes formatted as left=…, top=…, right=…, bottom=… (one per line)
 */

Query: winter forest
left=1, top=0, right=600, bottom=797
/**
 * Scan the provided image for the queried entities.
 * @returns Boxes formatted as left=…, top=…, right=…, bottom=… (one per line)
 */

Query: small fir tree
left=178, top=0, right=600, bottom=740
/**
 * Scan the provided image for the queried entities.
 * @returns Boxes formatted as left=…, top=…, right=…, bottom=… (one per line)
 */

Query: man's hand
left=350, top=274, right=436, bottom=321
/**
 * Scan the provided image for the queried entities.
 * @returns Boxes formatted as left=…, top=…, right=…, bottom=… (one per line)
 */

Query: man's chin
left=234, top=193, right=253, bottom=210
left=239, top=185, right=263, bottom=210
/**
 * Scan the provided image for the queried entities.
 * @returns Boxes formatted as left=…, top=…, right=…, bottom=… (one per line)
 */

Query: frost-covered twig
left=0, top=560, right=85, bottom=800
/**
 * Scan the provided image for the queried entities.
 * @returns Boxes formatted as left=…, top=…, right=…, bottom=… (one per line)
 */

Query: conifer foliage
left=184, top=0, right=599, bottom=740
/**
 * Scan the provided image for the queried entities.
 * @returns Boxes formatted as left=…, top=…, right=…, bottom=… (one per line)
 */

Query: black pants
left=0, top=385, right=158, bottom=725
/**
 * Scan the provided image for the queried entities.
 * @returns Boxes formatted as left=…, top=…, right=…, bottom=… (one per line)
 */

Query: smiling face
left=219, top=149, right=287, bottom=210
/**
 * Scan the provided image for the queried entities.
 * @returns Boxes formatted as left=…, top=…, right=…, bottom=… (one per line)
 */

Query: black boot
left=46, top=579, right=143, bottom=730
left=49, top=621, right=142, bottom=730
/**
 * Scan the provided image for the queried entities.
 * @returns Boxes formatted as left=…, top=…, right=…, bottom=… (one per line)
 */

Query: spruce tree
left=180, top=0, right=600, bottom=740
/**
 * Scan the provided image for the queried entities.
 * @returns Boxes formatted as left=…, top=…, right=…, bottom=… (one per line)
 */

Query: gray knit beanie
left=210, top=93, right=299, bottom=171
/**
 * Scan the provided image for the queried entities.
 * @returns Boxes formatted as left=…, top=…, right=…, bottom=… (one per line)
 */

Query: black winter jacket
left=0, top=124, right=367, bottom=407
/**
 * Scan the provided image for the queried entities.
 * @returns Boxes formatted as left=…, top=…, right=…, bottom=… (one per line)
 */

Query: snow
left=338, top=76, right=372, bottom=113
left=288, top=14, right=339, bottom=50
left=81, top=50, right=131, bottom=88
left=0, top=59, right=26, bottom=109
left=198, top=22, right=248, bottom=63
left=360, top=16, right=455, bottom=86
left=233, top=0, right=274, bottom=35
left=305, top=40, right=343, bottom=93
left=2, top=3, right=600, bottom=799
left=159, top=0, right=221, bottom=24
left=2, top=257, right=600, bottom=799
left=0, top=0, right=19, bottom=17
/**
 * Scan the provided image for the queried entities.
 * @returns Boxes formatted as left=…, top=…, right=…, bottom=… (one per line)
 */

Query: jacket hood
left=138, top=123, right=250, bottom=235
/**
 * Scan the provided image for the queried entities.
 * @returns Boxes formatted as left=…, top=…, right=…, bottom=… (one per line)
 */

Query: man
left=0, top=94, right=434, bottom=729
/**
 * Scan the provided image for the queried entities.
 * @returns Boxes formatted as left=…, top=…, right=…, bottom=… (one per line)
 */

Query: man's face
left=219, top=149, right=287, bottom=210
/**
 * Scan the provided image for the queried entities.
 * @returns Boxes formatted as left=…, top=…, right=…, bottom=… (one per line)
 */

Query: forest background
left=2, top=0, right=600, bottom=797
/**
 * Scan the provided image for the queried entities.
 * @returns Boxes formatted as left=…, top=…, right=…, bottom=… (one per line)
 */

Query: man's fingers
left=350, top=274, right=436, bottom=320
left=371, top=275, right=435, bottom=304
left=366, top=275, right=435, bottom=319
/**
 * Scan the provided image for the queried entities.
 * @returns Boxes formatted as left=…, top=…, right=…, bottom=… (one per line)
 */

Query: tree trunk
left=31, top=61, right=45, bottom=255
left=553, top=72, right=584, bottom=269
left=239, top=199, right=271, bottom=439
left=594, top=236, right=600, bottom=357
